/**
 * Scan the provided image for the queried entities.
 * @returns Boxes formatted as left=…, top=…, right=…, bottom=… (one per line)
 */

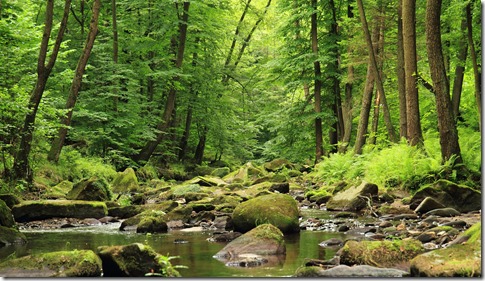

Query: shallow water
left=0, top=222, right=351, bottom=277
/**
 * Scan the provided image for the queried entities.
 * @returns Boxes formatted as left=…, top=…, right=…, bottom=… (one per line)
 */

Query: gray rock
left=424, top=207, right=460, bottom=217
left=302, top=264, right=410, bottom=277
left=414, top=197, right=446, bottom=214
left=326, top=182, right=378, bottom=212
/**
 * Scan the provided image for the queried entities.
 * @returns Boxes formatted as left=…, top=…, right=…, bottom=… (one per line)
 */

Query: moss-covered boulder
left=186, top=176, right=227, bottom=187
left=119, top=204, right=176, bottom=233
left=0, top=194, right=21, bottom=208
left=223, top=162, right=265, bottom=184
left=0, top=250, right=102, bottom=277
left=42, top=180, right=73, bottom=199
left=214, top=224, right=286, bottom=267
left=0, top=199, right=15, bottom=228
left=111, top=168, right=139, bottom=193
left=409, top=179, right=481, bottom=213
left=67, top=177, right=111, bottom=201
left=263, top=158, right=292, bottom=172
left=410, top=222, right=481, bottom=277
left=11, top=200, right=108, bottom=222
left=0, top=226, right=27, bottom=246
left=211, top=167, right=231, bottom=178
left=326, top=182, right=378, bottom=212
left=97, top=243, right=181, bottom=277
left=232, top=193, right=300, bottom=234
left=338, top=239, right=424, bottom=268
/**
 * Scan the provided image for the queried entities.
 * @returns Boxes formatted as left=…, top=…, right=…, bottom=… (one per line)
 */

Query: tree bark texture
left=397, top=0, right=407, bottom=139
left=426, top=0, right=462, bottom=164
left=13, top=0, right=71, bottom=181
left=311, top=0, right=324, bottom=162
left=328, top=0, right=341, bottom=154
left=48, top=0, right=101, bottom=163
left=465, top=2, right=481, bottom=132
left=450, top=19, right=467, bottom=122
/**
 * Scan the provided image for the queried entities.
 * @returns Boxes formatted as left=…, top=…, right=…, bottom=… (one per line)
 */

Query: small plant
left=145, top=254, right=187, bottom=277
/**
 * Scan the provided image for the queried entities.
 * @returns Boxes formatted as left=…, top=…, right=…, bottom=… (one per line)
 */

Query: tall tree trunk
left=134, top=2, right=190, bottom=164
left=451, top=19, right=468, bottom=122
left=112, top=0, right=119, bottom=112
left=396, top=0, right=407, bottom=139
left=328, top=0, right=341, bottom=154
left=426, top=0, right=462, bottom=164
left=356, top=0, right=397, bottom=144
left=194, top=125, right=207, bottom=165
left=369, top=90, right=380, bottom=145
left=402, top=0, right=423, bottom=146
left=47, top=0, right=101, bottom=163
left=13, top=0, right=71, bottom=181
left=311, top=0, right=324, bottom=162
left=465, top=2, right=481, bottom=132
left=354, top=61, right=375, bottom=154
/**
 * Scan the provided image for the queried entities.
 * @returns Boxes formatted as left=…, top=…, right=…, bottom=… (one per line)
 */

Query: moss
left=464, top=222, right=481, bottom=244
left=294, top=266, right=323, bottom=277
left=111, top=168, right=139, bottom=193
left=12, top=200, right=108, bottom=222
left=0, top=200, right=15, bottom=227
left=0, top=226, right=27, bottom=245
left=170, top=184, right=201, bottom=197
left=43, top=180, right=73, bottom=199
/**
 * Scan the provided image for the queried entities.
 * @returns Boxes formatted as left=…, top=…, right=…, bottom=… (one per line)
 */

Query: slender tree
left=311, top=0, right=324, bottom=162
left=47, top=0, right=101, bottom=163
left=465, top=2, right=481, bottom=131
left=396, top=0, right=407, bottom=139
left=450, top=18, right=467, bottom=123
left=13, top=0, right=71, bottom=181
left=425, top=0, right=462, bottom=164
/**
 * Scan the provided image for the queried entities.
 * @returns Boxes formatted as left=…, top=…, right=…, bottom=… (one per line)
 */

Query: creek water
left=0, top=209, right=361, bottom=277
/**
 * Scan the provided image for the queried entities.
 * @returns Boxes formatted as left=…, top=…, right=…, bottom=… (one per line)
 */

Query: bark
left=354, top=61, right=375, bottom=154
left=396, top=0, right=407, bottom=139
left=134, top=2, right=190, bottom=164
left=194, top=125, right=207, bottom=165
left=402, top=0, right=423, bottom=146
left=356, top=0, right=397, bottom=144
left=328, top=0, right=341, bottom=154
left=426, top=0, right=462, bottom=164
left=47, top=0, right=101, bottom=163
left=450, top=19, right=467, bottom=122
left=465, top=2, right=481, bottom=131
left=311, top=0, right=324, bottom=162
left=369, top=90, right=380, bottom=145
left=13, top=0, right=71, bottom=181
left=112, top=0, right=119, bottom=112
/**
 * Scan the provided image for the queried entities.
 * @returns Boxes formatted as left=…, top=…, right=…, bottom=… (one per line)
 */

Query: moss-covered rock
left=0, top=200, right=15, bottom=228
left=338, top=239, right=424, bottom=268
left=0, top=226, right=27, bottom=246
left=186, top=176, right=227, bottom=187
left=111, top=168, right=139, bottom=193
left=263, top=159, right=292, bottom=172
left=211, top=167, right=231, bottom=178
left=326, top=182, right=378, bottom=212
left=0, top=250, right=102, bottom=277
left=97, top=243, right=181, bottom=277
left=11, top=200, right=108, bottom=222
left=43, top=180, right=73, bottom=199
left=0, top=194, right=21, bottom=208
left=409, top=179, right=481, bottom=213
left=67, top=177, right=112, bottom=201
left=232, top=193, right=300, bottom=234
left=410, top=223, right=481, bottom=277
left=223, top=162, right=265, bottom=184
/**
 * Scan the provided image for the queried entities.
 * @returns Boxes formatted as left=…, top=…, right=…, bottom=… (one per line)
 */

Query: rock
left=414, top=197, right=446, bottom=214
left=409, top=180, right=481, bottom=213
left=222, top=162, right=265, bottom=184
left=213, top=224, right=285, bottom=267
left=67, top=177, right=111, bottom=201
left=0, top=194, right=21, bottom=208
left=0, top=250, right=102, bottom=277
left=44, top=180, right=73, bottom=199
left=111, top=168, right=139, bottom=193
left=415, top=231, right=436, bottom=243
left=295, top=265, right=410, bottom=277
left=423, top=207, right=460, bottom=217
left=263, top=158, right=292, bottom=172
left=319, top=238, right=344, bottom=247
left=0, top=226, right=27, bottom=246
left=231, top=193, right=300, bottom=234
left=211, top=167, right=231, bottom=178
left=410, top=223, right=481, bottom=277
left=108, top=205, right=145, bottom=219
left=224, top=254, right=268, bottom=267
left=212, top=215, right=232, bottom=230
left=338, top=239, right=424, bottom=268
left=12, top=200, right=107, bottom=222
left=186, top=176, right=226, bottom=187
left=326, top=182, right=378, bottom=212
left=136, top=216, right=167, bottom=233
left=0, top=200, right=15, bottom=228
left=209, top=231, right=242, bottom=242
left=97, top=243, right=181, bottom=277
left=269, top=182, right=289, bottom=194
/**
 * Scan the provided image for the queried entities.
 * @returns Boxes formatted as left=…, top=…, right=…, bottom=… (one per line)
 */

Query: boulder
left=186, top=176, right=226, bottom=187
left=294, top=265, right=410, bottom=277
left=11, top=200, right=107, bottom=222
left=414, top=196, right=446, bottom=214
left=409, top=180, right=481, bottom=213
left=423, top=207, right=460, bottom=217
left=263, top=159, right=292, bottom=172
left=111, top=168, right=139, bottom=193
left=119, top=209, right=168, bottom=233
left=269, top=182, right=290, bottom=194
left=97, top=243, right=181, bottom=277
left=338, top=239, right=424, bottom=268
left=67, top=177, right=111, bottom=201
left=0, top=250, right=102, bottom=277
left=232, top=193, right=300, bottom=234
left=43, top=180, right=73, bottom=199
left=0, top=226, right=27, bottom=246
left=410, top=222, right=481, bottom=277
left=214, top=224, right=285, bottom=267
left=0, top=200, right=15, bottom=227
left=211, top=167, right=231, bottom=178
left=0, top=194, right=21, bottom=208
left=326, top=182, right=378, bottom=212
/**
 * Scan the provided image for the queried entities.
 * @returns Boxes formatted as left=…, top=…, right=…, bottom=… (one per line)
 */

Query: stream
left=0, top=209, right=365, bottom=277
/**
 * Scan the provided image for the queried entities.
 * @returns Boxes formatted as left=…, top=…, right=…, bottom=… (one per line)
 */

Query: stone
left=232, top=193, right=300, bottom=234
left=326, top=182, right=378, bottom=212
left=0, top=250, right=102, bottom=277
left=269, top=182, right=290, bottom=194
left=0, top=226, right=27, bottom=246
left=67, top=177, right=111, bottom=201
left=11, top=200, right=107, bottom=222
left=295, top=265, right=410, bottom=277
left=111, top=168, right=139, bottom=193
left=424, top=207, right=460, bottom=217
left=319, top=238, right=344, bottom=247
left=0, top=194, right=21, bottom=208
left=414, top=197, right=446, bottom=214
left=0, top=200, right=15, bottom=228
left=263, top=158, right=292, bottom=172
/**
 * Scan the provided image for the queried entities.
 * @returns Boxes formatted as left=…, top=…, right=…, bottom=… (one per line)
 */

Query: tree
left=396, top=0, right=407, bottom=139
left=311, top=0, right=324, bottom=162
left=13, top=0, right=71, bottom=182
left=425, top=0, right=462, bottom=164
left=47, top=0, right=101, bottom=163
left=465, top=2, right=481, bottom=132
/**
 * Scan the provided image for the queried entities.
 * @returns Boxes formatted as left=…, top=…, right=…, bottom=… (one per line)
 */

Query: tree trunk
left=328, top=0, right=341, bottom=154
left=356, top=0, right=397, bottom=144
left=451, top=19, right=467, bottom=122
left=465, top=2, right=481, bottom=132
left=134, top=2, right=190, bottom=164
left=112, top=0, right=119, bottom=112
left=426, top=0, right=462, bottom=164
left=47, top=0, right=101, bottom=163
left=402, top=0, right=423, bottom=146
left=354, top=62, right=375, bottom=154
left=396, top=0, right=407, bottom=139
left=13, top=0, right=71, bottom=181
left=311, top=0, right=324, bottom=162
left=369, top=90, right=380, bottom=145
left=194, top=125, right=207, bottom=165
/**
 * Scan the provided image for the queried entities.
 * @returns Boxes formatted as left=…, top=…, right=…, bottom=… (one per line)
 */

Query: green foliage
left=145, top=254, right=187, bottom=277
left=311, top=152, right=366, bottom=185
